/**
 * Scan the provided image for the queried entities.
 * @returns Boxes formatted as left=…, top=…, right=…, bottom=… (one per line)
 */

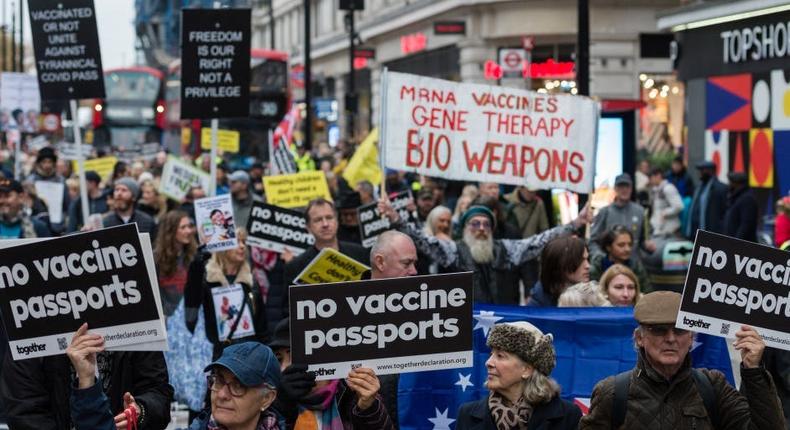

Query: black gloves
left=279, top=364, right=316, bottom=402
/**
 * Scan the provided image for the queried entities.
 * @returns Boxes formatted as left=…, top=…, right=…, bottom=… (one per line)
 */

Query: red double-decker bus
left=91, top=66, right=166, bottom=153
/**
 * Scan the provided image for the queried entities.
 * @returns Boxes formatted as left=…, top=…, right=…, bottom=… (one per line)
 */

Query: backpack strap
left=691, top=369, right=720, bottom=428
left=611, top=370, right=631, bottom=430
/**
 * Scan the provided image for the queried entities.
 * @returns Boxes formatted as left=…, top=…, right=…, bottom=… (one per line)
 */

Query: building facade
left=253, top=0, right=682, bottom=144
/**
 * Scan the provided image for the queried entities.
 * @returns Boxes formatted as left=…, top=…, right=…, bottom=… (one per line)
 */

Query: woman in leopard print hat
left=456, top=321, right=581, bottom=430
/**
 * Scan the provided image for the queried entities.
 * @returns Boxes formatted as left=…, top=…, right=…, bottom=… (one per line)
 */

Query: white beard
left=464, top=230, right=494, bottom=264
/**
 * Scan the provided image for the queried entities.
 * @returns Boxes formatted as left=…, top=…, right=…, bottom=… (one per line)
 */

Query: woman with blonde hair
left=558, top=281, right=610, bottom=307
left=456, top=321, right=581, bottom=429
left=598, top=263, right=641, bottom=307
left=138, top=179, right=167, bottom=220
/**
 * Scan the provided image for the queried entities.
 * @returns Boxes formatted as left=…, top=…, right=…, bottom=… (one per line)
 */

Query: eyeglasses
left=643, top=325, right=689, bottom=337
left=468, top=220, right=491, bottom=230
left=207, top=373, right=249, bottom=397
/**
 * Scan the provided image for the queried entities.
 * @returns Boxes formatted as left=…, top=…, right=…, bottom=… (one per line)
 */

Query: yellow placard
left=181, top=127, right=192, bottom=147
left=72, top=156, right=118, bottom=182
left=263, top=171, right=332, bottom=208
left=294, top=248, right=369, bottom=285
left=200, top=127, right=240, bottom=153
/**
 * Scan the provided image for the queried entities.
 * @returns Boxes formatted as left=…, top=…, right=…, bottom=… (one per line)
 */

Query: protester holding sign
left=457, top=321, right=582, bottom=429
left=184, top=228, right=267, bottom=359
left=580, top=291, right=784, bottom=429
left=283, top=198, right=369, bottom=286
left=379, top=198, right=591, bottom=304
left=66, top=170, right=109, bottom=233
left=25, top=147, right=70, bottom=233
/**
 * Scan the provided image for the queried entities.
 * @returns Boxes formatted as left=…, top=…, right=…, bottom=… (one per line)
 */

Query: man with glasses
left=192, top=341, right=283, bottom=429
left=379, top=200, right=591, bottom=304
left=580, top=291, right=785, bottom=429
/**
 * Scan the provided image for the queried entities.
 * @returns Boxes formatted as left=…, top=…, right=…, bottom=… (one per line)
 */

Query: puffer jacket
left=579, top=349, right=785, bottom=430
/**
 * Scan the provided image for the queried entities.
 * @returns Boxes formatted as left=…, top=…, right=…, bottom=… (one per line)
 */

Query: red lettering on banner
left=547, top=97, right=558, bottom=113
left=411, top=105, right=468, bottom=131
left=569, top=152, right=585, bottom=183
left=461, top=141, right=584, bottom=184
left=405, top=129, right=452, bottom=171
left=401, top=85, right=457, bottom=105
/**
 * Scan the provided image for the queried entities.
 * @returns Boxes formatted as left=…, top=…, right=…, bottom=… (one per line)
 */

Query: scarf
left=488, top=391, right=532, bottom=430
left=294, top=380, right=343, bottom=430
left=207, top=409, right=281, bottom=430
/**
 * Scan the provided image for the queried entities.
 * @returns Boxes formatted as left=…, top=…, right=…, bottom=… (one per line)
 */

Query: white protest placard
left=34, top=181, right=64, bottom=224
left=211, top=284, right=256, bottom=342
left=160, top=155, right=211, bottom=201
left=195, top=194, right=238, bottom=253
left=381, top=71, right=599, bottom=193
left=0, top=225, right=168, bottom=360
left=57, top=142, right=92, bottom=161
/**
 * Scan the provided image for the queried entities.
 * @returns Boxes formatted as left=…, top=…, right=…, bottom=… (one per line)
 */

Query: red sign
left=291, top=64, right=305, bottom=89
left=433, top=21, right=466, bottom=35
left=483, top=60, right=503, bottom=80
left=354, top=48, right=376, bottom=59
left=353, top=57, right=368, bottom=70
left=523, top=59, right=575, bottom=79
left=401, top=33, right=427, bottom=55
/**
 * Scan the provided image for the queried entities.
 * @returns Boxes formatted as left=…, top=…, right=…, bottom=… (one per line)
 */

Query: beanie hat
left=487, top=321, right=556, bottom=376
left=114, top=177, right=140, bottom=200
left=460, top=205, right=495, bottom=228
left=36, top=146, right=57, bottom=164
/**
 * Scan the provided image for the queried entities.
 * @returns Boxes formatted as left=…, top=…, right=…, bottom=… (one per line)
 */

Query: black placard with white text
left=677, top=230, right=790, bottom=350
left=357, top=191, right=412, bottom=248
left=28, top=0, right=105, bottom=100
left=0, top=224, right=166, bottom=360
left=289, top=272, right=473, bottom=380
left=246, top=201, right=314, bottom=255
left=180, top=8, right=251, bottom=119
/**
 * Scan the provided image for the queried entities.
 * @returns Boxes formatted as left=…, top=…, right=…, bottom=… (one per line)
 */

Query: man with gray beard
left=379, top=199, right=591, bottom=304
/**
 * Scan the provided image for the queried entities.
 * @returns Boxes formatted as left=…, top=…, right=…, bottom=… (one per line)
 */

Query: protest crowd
left=0, top=2, right=788, bottom=428
left=1, top=120, right=790, bottom=430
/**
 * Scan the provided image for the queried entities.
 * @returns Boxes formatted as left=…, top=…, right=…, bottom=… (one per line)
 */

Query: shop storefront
left=663, top=4, right=790, bottom=214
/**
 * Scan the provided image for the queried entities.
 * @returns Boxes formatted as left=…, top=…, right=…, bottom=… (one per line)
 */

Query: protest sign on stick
left=0, top=224, right=167, bottom=360
left=381, top=71, right=599, bottom=193
left=293, top=248, right=369, bottom=285
left=677, top=230, right=790, bottom=351
left=34, top=181, right=65, bottom=224
left=289, top=272, right=474, bottom=380
left=246, top=201, right=314, bottom=255
left=160, top=156, right=211, bottom=201
left=195, top=194, right=238, bottom=253
left=357, top=190, right=412, bottom=248
left=263, top=171, right=332, bottom=208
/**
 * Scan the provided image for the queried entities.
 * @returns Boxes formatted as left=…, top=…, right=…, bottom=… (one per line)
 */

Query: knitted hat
left=487, top=321, right=556, bottom=376
left=460, top=205, right=495, bottom=229
left=114, top=177, right=140, bottom=200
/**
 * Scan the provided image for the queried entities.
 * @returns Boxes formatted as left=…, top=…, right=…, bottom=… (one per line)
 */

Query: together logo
left=683, top=316, right=711, bottom=329
left=16, top=342, right=46, bottom=356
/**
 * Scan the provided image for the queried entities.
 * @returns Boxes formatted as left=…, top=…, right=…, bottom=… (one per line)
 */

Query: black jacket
left=456, top=396, right=581, bottom=430
left=723, top=187, right=759, bottom=242
left=0, top=350, right=173, bottom=430
left=103, top=210, right=158, bottom=238
left=688, top=177, right=728, bottom=237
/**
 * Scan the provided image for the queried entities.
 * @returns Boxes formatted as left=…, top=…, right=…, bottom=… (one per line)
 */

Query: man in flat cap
left=685, top=160, right=728, bottom=238
left=722, top=172, right=758, bottom=243
left=590, top=173, right=655, bottom=258
left=580, top=291, right=785, bottom=429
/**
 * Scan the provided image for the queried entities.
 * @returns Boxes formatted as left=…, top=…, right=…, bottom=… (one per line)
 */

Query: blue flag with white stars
left=397, top=305, right=734, bottom=430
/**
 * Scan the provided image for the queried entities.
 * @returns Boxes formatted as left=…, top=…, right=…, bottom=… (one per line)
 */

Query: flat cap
left=634, top=291, right=681, bottom=325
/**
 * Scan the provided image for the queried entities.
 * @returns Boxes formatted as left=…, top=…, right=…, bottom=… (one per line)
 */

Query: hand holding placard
left=346, top=367, right=380, bottom=410
left=66, top=323, right=104, bottom=389
left=733, top=325, right=765, bottom=369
